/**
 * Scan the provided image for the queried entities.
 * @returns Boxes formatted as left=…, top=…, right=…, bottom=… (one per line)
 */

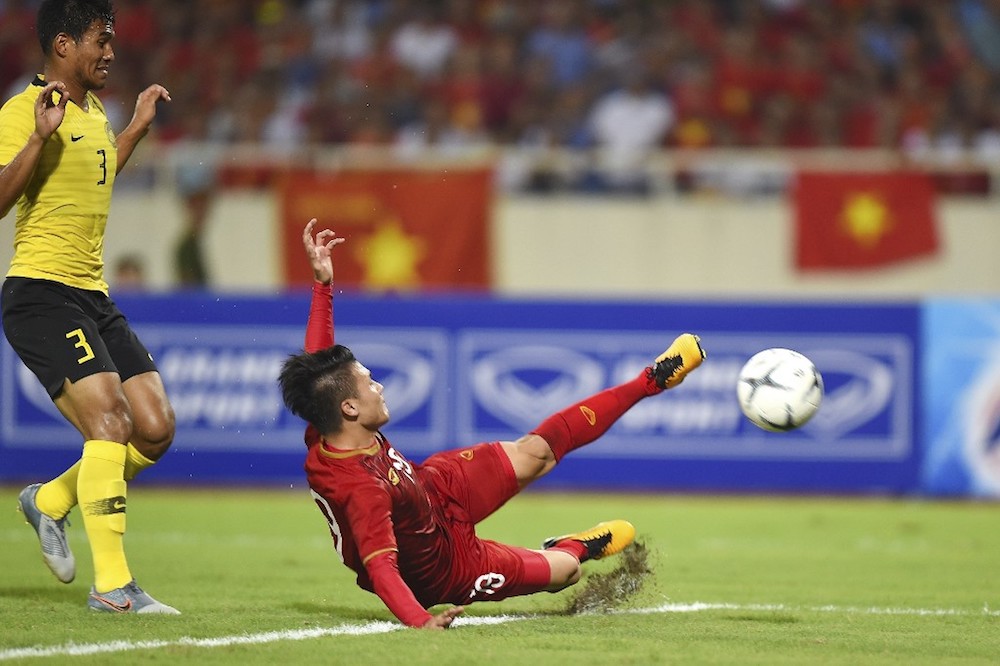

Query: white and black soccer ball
left=737, top=348, right=823, bottom=432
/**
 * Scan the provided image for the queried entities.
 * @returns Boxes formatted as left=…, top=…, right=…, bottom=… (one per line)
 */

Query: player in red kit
left=279, top=219, right=706, bottom=629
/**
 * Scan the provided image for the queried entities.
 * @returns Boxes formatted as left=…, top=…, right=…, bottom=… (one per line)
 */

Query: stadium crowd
left=2, top=0, right=999, bottom=161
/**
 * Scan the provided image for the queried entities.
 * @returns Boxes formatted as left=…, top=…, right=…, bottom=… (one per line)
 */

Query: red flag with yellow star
left=794, top=171, right=939, bottom=270
left=279, top=168, right=492, bottom=290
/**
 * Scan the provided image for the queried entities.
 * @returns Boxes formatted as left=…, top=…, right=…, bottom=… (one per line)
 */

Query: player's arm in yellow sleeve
left=0, top=81, right=68, bottom=218
left=115, top=84, right=171, bottom=174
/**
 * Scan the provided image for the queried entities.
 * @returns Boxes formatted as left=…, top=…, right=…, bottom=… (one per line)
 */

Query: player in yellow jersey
left=0, top=0, right=178, bottom=614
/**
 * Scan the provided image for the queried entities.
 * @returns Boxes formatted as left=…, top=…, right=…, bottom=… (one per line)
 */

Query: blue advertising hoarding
left=922, top=299, right=1000, bottom=497
left=0, top=293, right=921, bottom=494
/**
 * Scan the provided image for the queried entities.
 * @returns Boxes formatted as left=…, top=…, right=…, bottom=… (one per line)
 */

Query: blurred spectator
left=525, top=0, right=595, bottom=89
left=112, top=254, right=147, bottom=292
left=957, top=0, right=1000, bottom=71
left=309, top=0, right=372, bottom=63
left=390, top=5, right=458, bottom=80
left=0, top=0, right=35, bottom=95
left=858, top=0, right=914, bottom=73
left=583, top=68, right=674, bottom=194
left=394, top=96, right=491, bottom=160
left=172, top=146, right=217, bottom=288
left=479, top=34, right=527, bottom=138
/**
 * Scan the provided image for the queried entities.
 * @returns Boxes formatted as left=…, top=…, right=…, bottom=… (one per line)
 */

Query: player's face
left=351, top=362, right=390, bottom=429
left=68, top=20, right=115, bottom=91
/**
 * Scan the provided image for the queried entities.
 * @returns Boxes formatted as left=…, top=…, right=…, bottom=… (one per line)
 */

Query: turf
left=0, top=487, right=997, bottom=664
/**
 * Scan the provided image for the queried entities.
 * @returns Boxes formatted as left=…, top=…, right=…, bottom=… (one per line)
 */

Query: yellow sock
left=32, top=442, right=155, bottom=517
left=124, top=443, right=156, bottom=481
left=35, top=460, right=81, bottom=519
left=78, top=439, right=132, bottom=593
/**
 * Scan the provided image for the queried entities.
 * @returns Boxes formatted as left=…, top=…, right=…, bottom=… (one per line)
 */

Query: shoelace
left=647, top=354, right=683, bottom=385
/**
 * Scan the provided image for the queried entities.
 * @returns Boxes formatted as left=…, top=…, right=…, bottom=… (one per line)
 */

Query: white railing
left=121, top=144, right=999, bottom=198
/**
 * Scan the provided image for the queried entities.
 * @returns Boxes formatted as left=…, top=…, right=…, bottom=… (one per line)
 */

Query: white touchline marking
left=0, top=623, right=401, bottom=661
left=632, top=602, right=1000, bottom=617
left=1, top=602, right=996, bottom=661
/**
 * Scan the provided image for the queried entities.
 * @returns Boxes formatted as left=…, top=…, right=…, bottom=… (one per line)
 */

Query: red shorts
left=416, top=443, right=553, bottom=604
left=418, top=441, right=519, bottom=524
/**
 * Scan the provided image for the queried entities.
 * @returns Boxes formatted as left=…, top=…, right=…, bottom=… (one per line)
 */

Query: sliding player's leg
left=541, top=519, right=637, bottom=565
left=502, top=333, right=706, bottom=488
left=470, top=521, right=638, bottom=602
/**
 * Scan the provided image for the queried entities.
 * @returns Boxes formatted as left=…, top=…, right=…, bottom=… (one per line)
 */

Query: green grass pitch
left=1, top=486, right=997, bottom=664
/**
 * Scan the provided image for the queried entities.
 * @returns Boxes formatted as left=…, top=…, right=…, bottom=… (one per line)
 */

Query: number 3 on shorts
left=66, top=328, right=96, bottom=364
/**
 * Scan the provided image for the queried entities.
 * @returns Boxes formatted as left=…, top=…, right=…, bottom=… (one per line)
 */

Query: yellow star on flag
left=840, top=192, right=891, bottom=248
left=355, top=221, right=426, bottom=290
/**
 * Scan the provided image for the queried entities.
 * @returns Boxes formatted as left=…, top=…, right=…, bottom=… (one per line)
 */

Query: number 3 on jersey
left=65, top=328, right=95, bottom=364
left=97, top=149, right=107, bottom=185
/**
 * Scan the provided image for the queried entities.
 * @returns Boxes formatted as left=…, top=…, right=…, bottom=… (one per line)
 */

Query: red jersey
left=305, top=424, right=540, bottom=610
left=305, top=428, right=452, bottom=607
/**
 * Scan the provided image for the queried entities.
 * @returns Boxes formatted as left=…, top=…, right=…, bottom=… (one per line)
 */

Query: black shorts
left=1, top=277, right=157, bottom=398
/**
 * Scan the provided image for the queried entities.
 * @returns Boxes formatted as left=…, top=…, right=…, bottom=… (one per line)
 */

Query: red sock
left=531, top=371, right=653, bottom=462
left=547, top=540, right=589, bottom=562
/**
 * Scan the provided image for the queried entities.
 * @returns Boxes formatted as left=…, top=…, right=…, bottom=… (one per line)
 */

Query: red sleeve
left=365, top=551, right=433, bottom=627
left=304, top=282, right=333, bottom=353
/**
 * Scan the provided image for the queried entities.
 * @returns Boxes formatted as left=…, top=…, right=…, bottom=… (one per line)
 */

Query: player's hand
left=32, top=81, right=69, bottom=141
left=128, top=84, right=171, bottom=132
left=303, top=218, right=346, bottom=285
left=420, top=605, right=464, bottom=630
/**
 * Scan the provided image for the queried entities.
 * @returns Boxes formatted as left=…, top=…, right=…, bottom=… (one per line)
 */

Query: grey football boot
left=17, top=483, right=75, bottom=583
left=88, top=580, right=181, bottom=614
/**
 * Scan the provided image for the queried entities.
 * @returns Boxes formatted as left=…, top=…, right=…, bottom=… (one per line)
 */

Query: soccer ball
left=736, top=348, right=823, bottom=432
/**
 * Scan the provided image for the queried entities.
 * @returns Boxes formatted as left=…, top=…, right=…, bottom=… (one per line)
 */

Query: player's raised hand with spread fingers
left=130, top=83, right=171, bottom=128
left=303, top=218, right=346, bottom=286
left=115, top=83, right=170, bottom=172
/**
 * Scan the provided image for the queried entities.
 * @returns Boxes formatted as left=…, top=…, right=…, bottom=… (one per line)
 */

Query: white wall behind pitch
left=3, top=191, right=998, bottom=297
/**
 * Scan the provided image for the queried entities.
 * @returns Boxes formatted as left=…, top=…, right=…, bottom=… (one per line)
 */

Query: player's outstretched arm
left=302, top=219, right=346, bottom=352
left=0, top=81, right=68, bottom=216
left=365, top=551, right=444, bottom=628
left=116, top=84, right=171, bottom=173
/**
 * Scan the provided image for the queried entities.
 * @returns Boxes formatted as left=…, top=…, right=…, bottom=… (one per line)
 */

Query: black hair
left=279, top=344, right=358, bottom=435
left=37, top=0, right=115, bottom=56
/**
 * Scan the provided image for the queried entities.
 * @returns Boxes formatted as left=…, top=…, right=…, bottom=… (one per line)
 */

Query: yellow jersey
left=0, top=76, right=119, bottom=294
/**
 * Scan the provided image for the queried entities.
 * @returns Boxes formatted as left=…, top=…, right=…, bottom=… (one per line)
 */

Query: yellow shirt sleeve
left=0, top=87, right=34, bottom=165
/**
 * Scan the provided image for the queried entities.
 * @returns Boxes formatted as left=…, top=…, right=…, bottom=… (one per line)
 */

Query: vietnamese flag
left=279, top=168, right=492, bottom=291
left=795, top=171, right=939, bottom=270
